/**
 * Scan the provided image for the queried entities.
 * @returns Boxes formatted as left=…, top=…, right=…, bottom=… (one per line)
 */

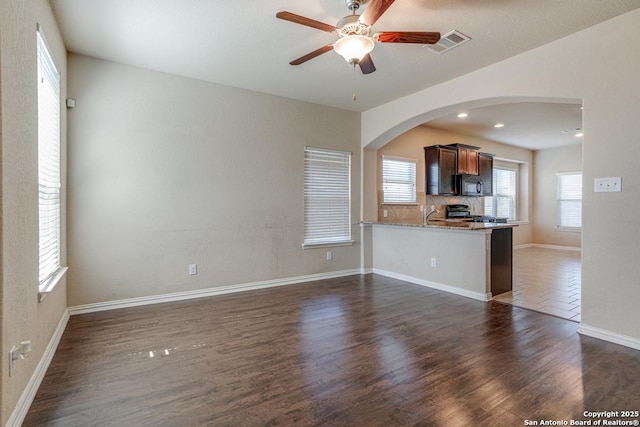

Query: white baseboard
left=514, top=243, right=581, bottom=252
left=373, top=268, right=491, bottom=302
left=513, top=243, right=534, bottom=249
left=15, top=271, right=640, bottom=427
left=533, top=243, right=582, bottom=252
left=577, top=324, right=640, bottom=351
left=6, top=309, right=70, bottom=427
left=68, top=269, right=362, bottom=315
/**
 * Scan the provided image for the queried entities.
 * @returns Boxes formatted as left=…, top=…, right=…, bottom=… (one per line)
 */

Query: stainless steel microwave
left=457, top=174, right=483, bottom=196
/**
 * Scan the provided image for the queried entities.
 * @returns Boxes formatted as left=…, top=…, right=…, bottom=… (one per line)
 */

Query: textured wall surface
left=0, top=0, right=68, bottom=424
left=533, top=145, right=583, bottom=247
left=372, top=225, right=490, bottom=296
left=66, top=55, right=361, bottom=306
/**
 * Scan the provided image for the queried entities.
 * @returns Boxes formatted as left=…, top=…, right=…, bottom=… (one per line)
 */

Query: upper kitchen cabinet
left=447, top=143, right=480, bottom=175
left=425, top=145, right=457, bottom=195
left=478, top=152, right=494, bottom=196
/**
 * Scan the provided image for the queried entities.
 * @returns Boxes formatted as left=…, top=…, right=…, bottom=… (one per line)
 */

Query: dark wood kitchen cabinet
left=424, top=145, right=457, bottom=195
left=478, top=152, right=494, bottom=196
left=491, top=227, right=513, bottom=296
left=447, top=143, right=480, bottom=175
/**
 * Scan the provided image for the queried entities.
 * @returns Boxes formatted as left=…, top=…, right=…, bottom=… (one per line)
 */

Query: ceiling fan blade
left=276, top=11, right=336, bottom=33
left=359, top=54, right=376, bottom=74
left=290, top=44, right=334, bottom=65
left=374, top=31, right=441, bottom=44
left=359, top=0, right=396, bottom=26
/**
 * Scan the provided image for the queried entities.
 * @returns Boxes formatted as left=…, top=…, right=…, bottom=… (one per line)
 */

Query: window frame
left=381, top=155, right=417, bottom=204
left=37, top=25, right=67, bottom=299
left=557, top=171, right=582, bottom=232
left=484, top=166, right=517, bottom=221
left=303, top=147, right=353, bottom=249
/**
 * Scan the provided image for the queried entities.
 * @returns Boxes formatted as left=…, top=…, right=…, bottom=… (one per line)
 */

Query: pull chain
left=352, top=64, right=357, bottom=101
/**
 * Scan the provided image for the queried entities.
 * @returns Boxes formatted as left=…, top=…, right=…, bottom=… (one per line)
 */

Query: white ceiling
left=425, top=102, right=584, bottom=150
left=49, top=0, right=638, bottom=150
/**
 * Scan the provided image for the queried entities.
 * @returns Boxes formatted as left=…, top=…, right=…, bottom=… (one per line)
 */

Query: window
left=485, top=167, right=517, bottom=220
left=303, top=147, right=352, bottom=247
left=37, top=26, right=63, bottom=292
left=557, top=172, right=582, bottom=231
left=382, top=155, right=417, bottom=204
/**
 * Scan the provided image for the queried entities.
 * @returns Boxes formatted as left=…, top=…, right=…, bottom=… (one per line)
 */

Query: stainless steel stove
left=446, top=204, right=505, bottom=223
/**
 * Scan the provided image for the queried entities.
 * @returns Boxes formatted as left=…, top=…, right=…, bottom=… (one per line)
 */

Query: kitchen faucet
left=424, top=207, right=439, bottom=224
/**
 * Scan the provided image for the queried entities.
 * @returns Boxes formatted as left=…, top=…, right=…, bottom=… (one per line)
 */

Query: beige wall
left=370, top=126, right=533, bottom=246
left=362, top=149, right=378, bottom=223
left=0, top=0, right=68, bottom=424
left=66, top=55, right=362, bottom=306
left=533, top=144, right=583, bottom=247
left=372, top=225, right=491, bottom=299
left=362, top=9, right=640, bottom=340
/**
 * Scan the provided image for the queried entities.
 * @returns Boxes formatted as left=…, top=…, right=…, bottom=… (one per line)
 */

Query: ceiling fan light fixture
left=334, top=35, right=374, bottom=64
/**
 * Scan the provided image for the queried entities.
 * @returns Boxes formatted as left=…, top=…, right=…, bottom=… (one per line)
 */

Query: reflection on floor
left=26, top=274, right=640, bottom=426
left=493, top=246, right=582, bottom=322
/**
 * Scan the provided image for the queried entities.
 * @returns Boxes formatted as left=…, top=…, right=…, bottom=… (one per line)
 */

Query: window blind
left=557, top=172, right=582, bottom=229
left=382, top=156, right=417, bottom=203
left=37, top=28, right=62, bottom=286
left=485, top=167, right=517, bottom=220
left=304, top=147, right=351, bottom=246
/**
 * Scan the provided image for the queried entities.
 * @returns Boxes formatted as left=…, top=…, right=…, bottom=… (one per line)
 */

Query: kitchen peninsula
left=366, top=220, right=517, bottom=301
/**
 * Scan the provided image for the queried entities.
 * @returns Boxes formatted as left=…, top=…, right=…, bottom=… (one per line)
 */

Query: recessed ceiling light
left=457, top=113, right=468, bottom=118
left=494, top=123, right=504, bottom=128
left=575, top=132, right=584, bottom=137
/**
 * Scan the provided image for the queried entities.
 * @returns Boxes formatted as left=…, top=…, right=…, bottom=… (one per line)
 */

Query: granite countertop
left=363, top=220, right=517, bottom=231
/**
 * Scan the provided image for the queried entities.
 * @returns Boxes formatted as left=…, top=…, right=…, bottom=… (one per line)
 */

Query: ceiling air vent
left=425, top=30, right=471, bottom=54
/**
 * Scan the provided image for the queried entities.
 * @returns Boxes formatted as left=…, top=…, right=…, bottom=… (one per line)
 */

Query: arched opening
left=363, top=96, right=583, bottom=321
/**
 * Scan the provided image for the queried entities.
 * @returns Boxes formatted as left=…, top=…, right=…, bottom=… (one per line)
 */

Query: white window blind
left=37, top=27, right=62, bottom=287
left=382, top=156, right=417, bottom=203
left=304, top=147, right=352, bottom=246
left=557, top=172, right=582, bottom=230
left=485, top=167, right=517, bottom=220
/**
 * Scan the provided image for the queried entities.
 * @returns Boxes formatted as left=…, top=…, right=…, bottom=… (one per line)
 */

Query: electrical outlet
left=430, top=257, right=437, bottom=267
left=383, top=209, right=388, bottom=218
left=326, top=251, right=332, bottom=261
left=9, top=341, right=31, bottom=376
left=188, top=264, right=197, bottom=275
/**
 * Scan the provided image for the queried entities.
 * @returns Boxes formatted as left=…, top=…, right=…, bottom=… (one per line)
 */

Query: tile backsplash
left=378, top=192, right=485, bottom=224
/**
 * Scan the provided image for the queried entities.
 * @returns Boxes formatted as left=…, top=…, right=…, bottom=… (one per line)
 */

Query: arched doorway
left=363, top=97, right=583, bottom=321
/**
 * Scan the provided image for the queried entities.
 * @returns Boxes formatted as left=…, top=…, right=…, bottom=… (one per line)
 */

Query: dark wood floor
left=25, top=274, right=640, bottom=426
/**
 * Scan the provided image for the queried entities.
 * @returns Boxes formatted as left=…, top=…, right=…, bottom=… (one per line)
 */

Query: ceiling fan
left=276, top=0, right=441, bottom=74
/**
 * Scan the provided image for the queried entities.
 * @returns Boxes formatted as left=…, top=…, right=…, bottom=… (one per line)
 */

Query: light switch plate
left=594, top=177, right=622, bottom=192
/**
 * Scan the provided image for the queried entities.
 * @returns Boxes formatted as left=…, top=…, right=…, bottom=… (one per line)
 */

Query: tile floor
left=493, top=246, right=582, bottom=322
